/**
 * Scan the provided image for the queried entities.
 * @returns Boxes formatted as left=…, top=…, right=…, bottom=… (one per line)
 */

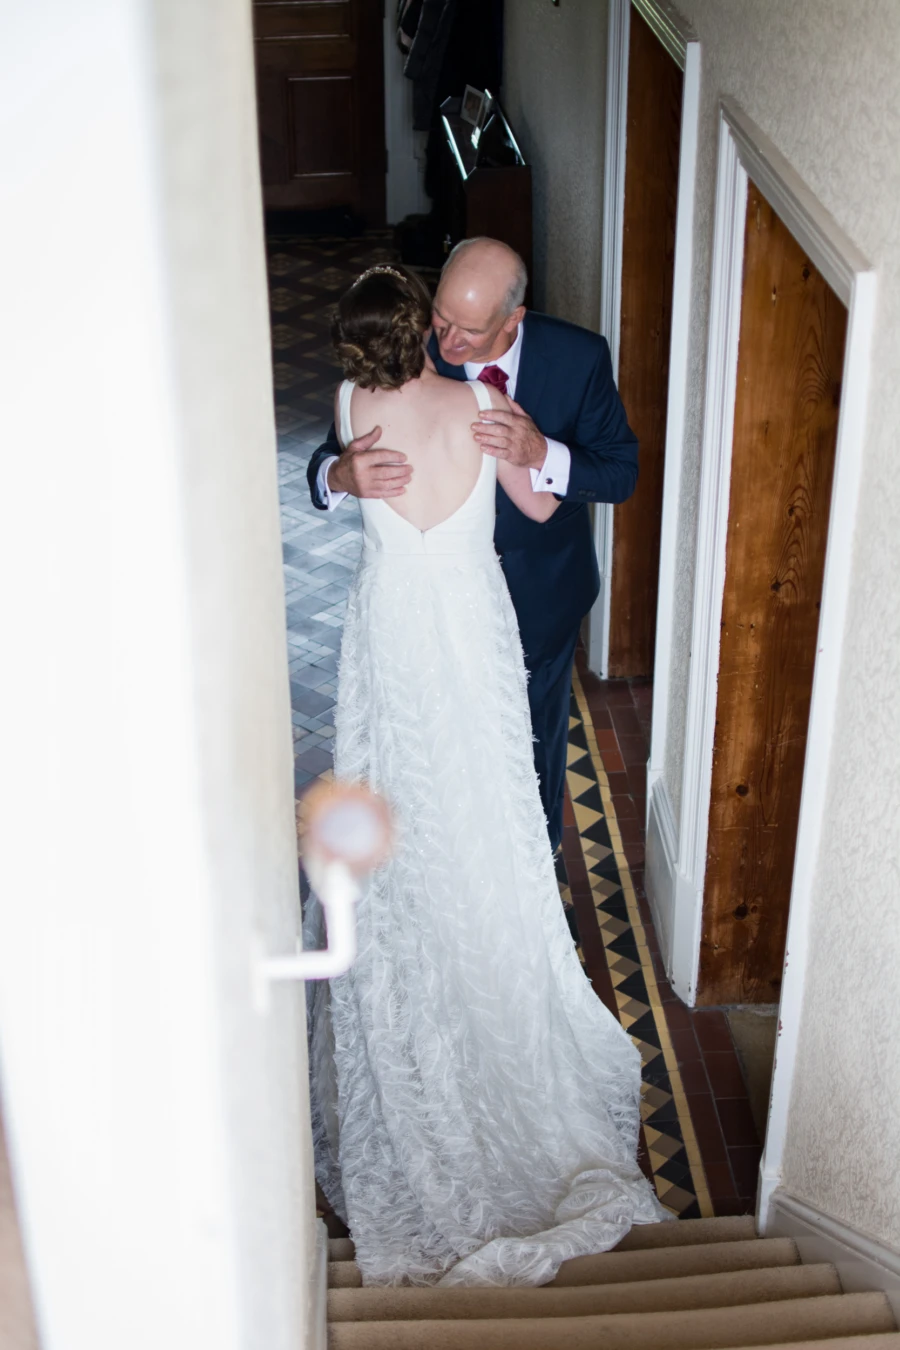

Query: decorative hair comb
left=355, top=264, right=406, bottom=285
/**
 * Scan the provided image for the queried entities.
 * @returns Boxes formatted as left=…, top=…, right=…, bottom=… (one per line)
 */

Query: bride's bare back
left=339, top=365, right=558, bottom=531
left=348, top=369, right=484, bottom=532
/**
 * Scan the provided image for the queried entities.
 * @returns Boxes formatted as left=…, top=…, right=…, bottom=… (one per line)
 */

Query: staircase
left=326, top=1217, right=899, bottom=1349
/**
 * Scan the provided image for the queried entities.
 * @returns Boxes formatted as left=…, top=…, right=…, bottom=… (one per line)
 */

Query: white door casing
left=590, top=0, right=700, bottom=701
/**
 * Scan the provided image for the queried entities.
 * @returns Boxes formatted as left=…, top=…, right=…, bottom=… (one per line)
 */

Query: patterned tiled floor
left=562, top=667, right=709, bottom=1218
left=568, top=652, right=765, bottom=1217
left=269, top=232, right=398, bottom=814
left=267, top=232, right=763, bottom=1222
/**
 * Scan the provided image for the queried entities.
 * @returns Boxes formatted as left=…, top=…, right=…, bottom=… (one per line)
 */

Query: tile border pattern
left=567, top=666, right=713, bottom=1218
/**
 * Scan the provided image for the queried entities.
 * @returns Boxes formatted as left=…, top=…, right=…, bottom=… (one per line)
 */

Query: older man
left=307, top=237, right=637, bottom=853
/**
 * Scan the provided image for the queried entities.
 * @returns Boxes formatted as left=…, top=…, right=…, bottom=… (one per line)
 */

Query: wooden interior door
left=254, top=0, right=386, bottom=223
left=698, top=183, right=848, bottom=1006
left=608, top=8, right=682, bottom=678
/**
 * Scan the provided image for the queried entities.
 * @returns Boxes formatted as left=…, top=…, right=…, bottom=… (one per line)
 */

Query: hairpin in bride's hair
left=355, top=264, right=406, bottom=285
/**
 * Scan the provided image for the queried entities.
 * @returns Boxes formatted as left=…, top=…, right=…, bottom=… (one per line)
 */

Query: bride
left=305, top=263, right=667, bottom=1289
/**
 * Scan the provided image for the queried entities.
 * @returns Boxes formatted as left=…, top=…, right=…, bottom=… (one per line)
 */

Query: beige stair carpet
left=326, top=1216, right=899, bottom=1350
left=329, top=1293, right=896, bottom=1350
left=328, top=1238, right=803, bottom=1290
left=329, top=1262, right=838, bottom=1322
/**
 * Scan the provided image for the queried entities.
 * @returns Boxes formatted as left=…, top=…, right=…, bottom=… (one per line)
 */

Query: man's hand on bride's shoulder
left=330, top=427, right=413, bottom=499
left=472, top=399, right=546, bottom=470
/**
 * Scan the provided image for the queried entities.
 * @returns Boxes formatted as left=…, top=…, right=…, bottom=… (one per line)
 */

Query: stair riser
left=328, top=1292, right=896, bottom=1350
left=615, top=1215, right=757, bottom=1251
left=327, top=1237, right=801, bottom=1289
left=551, top=1237, right=799, bottom=1287
left=326, top=1216, right=759, bottom=1267
left=724, top=1339, right=900, bottom=1350
left=330, top=1262, right=838, bottom=1321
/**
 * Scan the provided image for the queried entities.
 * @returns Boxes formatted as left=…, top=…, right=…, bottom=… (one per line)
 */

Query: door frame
left=589, top=0, right=700, bottom=685
left=667, top=100, right=875, bottom=1221
left=383, top=8, right=428, bottom=224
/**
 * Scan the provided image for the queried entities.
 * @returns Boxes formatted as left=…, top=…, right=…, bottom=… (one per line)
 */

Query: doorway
left=253, top=0, right=387, bottom=224
left=608, top=5, right=682, bottom=679
left=699, top=183, right=848, bottom=1008
left=591, top=0, right=701, bottom=736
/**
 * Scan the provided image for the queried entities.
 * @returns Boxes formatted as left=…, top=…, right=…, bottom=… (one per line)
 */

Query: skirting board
left=767, top=1190, right=900, bottom=1322
left=646, top=777, right=677, bottom=971
left=646, top=778, right=700, bottom=1003
left=311, top=1218, right=329, bottom=1350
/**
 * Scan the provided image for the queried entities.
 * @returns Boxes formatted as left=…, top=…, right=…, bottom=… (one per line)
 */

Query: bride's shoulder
left=432, top=377, right=492, bottom=419
left=431, top=373, right=491, bottom=403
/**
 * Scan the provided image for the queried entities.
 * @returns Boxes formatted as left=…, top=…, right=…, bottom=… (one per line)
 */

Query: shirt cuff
left=318, top=456, right=348, bottom=511
left=529, top=438, right=571, bottom=495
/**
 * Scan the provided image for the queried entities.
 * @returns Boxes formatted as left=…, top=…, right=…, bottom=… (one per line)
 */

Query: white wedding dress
left=305, top=378, right=668, bottom=1288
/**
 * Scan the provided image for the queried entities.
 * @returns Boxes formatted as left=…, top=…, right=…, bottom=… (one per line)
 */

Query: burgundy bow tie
left=477, top=364, right=509, bottom=395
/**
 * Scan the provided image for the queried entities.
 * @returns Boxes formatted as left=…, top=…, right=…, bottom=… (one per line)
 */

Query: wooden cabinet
left=253, top=0, right=386, bottom=223
left=436, top=98, right=532, bottom=297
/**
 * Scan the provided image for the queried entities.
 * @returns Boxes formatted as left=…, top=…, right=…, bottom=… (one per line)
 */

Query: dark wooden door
left=608, top=7, right=682, bottom=678
left=698, top=184, right=847, bottom=1007
left=254, top=0, right=386, bottom=223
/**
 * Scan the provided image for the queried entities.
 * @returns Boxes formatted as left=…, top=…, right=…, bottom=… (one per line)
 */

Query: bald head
left=432, top=237, right=529, bottom=366
left=443, top=238, right=527, bottom=315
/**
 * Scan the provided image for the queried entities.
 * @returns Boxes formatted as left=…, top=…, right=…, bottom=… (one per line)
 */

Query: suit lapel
left=514, top=313, right=548, bottom=415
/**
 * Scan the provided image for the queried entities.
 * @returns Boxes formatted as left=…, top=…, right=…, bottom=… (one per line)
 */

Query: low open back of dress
left=338, top=378, right=496, bottom=540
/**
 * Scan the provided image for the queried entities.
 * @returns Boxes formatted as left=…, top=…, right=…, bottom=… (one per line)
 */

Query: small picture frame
left=460, top=85, right=486, bottom=128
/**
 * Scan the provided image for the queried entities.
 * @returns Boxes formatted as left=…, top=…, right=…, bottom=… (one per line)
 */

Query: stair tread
left=328, top=1261, right=839, bottom=1321
left=328, top=1236, right=800, bottom=1290
left=327, top=1292, right=897, bottom=1349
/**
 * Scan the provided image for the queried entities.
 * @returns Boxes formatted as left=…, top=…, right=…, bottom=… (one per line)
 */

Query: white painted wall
left=503, top=0, right=609, bottom=325
left=653, top=0, right=900, bottom=1252
left=0, top=1, right=318, bottom=1347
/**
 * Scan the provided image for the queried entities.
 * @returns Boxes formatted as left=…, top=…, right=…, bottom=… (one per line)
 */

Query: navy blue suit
left=307, top=311, right=638, bottom=849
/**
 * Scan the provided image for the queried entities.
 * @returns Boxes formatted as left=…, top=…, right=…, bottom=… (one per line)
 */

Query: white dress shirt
left=318, top=322, right=571, bottom=509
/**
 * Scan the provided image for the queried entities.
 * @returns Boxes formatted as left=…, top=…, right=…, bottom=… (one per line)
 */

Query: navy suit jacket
left=306, top=311, right=638, bottom=666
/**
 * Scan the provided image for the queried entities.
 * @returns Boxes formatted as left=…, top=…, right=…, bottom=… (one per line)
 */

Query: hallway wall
left=503, top=0, right=608, bottom=326
left=1, top=1, right=317, bottom=1347
left=658, top=0, right=900, bottom=1252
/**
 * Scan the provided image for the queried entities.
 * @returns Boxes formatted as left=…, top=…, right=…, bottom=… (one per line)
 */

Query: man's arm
left=562, top=338, right=638, bottom=505
left=472, top=337, right=638, bottom=506
left=307, top=424, right=342, bottom=512
left=306, top=418, right=412, bottom=510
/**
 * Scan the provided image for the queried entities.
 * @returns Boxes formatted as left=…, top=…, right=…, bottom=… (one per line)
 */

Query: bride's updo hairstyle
left=332, top=264, right=432, bottom=390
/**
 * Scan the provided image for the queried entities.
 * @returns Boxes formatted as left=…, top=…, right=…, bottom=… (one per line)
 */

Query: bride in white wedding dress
left=305, top=264, right=668, bottom=1289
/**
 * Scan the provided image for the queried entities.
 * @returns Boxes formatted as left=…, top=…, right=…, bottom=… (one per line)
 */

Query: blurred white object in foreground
left=264, top=782, right=391, bottom=983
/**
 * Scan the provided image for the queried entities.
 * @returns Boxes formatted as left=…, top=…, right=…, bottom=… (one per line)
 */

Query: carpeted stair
left=326, top=1216, right=899, bottom=1349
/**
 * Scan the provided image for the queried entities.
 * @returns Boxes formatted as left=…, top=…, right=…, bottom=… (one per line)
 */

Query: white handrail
left=255, top=782, right=391, bottom=998
left=263, top=859, right=361, bottom=982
